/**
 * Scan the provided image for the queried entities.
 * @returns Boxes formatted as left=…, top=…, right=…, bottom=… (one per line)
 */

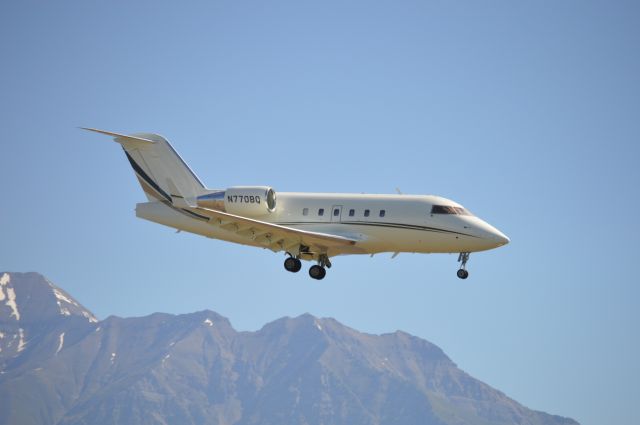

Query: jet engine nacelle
left=223, top=186, right=276, bottom=216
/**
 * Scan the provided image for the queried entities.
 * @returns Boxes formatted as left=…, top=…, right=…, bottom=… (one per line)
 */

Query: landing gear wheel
left=309, top=265, right=326, bottom=280
left=284, top=257, right=302, bottom=273
left=457, top=252, right=470, bottom=280
left=457, top=269, right=469, bottom=279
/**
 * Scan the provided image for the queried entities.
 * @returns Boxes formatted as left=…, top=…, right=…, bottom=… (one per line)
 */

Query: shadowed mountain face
left=0, top=272, right=578, bottom=425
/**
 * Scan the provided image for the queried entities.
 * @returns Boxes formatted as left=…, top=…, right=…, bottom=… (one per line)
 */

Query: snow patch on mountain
left=53, top=288, right=78, bottom=307
left=83, top=311, right=98, bottom=323
left=53, top=288, right=74, bottom=316
left=162, top=354, right=171, bottom=367
left=17, top=328, right=26, bottom=352
left=0, top=274, right=21, bottom=321
left=49, top=283, right=98, bottom=322
left=203, top=318, right=213, bottom=327
left=5, top=288, right=20, bottom=321
left=56, top=333, right=65, bottom=355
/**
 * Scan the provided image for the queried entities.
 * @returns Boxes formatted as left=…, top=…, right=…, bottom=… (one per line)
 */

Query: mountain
left=0, top=272, right=578, bottom=425
left=0, top=272, right=97, bottom=369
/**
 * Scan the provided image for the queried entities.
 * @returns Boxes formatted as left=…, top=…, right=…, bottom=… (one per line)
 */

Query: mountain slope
left=0, top=272, right=578, bottom=425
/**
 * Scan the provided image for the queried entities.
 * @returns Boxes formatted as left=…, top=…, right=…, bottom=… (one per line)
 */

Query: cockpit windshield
left=431, top=205, right=473, bottom=216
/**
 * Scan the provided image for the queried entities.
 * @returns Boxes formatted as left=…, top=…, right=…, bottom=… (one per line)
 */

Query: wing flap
left=190, top=206, right=358, bottom=253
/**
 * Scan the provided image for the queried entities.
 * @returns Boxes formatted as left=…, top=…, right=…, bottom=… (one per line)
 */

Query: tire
left=317, top=266, right=326, bottom=280
left=284, top=257, right=301, bottom=273
left=292, top=258, right=302, bottom=272
left=309, top=265, right=326, bottom=280
left=457, top=269, right=469, bottom=279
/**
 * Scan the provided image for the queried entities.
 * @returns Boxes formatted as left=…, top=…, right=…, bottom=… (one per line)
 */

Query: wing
left=188, top=206, right=362, bottom=256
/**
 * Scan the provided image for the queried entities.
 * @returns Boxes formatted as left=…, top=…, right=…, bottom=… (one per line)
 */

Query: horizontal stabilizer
left=80, top=127, right=156, bottom=146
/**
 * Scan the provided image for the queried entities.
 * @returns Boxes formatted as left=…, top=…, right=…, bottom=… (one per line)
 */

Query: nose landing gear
left=457, top=252, right=470, bottom=279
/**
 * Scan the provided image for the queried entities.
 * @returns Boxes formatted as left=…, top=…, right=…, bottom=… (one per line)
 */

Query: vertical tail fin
left=82, top=128, right=206, bottom=202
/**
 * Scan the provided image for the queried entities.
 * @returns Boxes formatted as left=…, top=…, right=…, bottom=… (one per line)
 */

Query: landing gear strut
left=457, top=252, right=470, bottom=279
left=284, top=256, right=302, bottom=273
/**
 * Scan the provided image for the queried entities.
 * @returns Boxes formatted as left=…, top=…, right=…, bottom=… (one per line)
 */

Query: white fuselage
left=136, top=192, right=509, bottom=257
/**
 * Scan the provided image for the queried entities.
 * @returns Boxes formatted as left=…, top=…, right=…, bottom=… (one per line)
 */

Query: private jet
left=84, top=128, right=509, bottom=280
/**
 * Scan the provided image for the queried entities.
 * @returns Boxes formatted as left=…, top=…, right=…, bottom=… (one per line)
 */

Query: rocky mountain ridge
left=0, top=272, right=579, bottom=425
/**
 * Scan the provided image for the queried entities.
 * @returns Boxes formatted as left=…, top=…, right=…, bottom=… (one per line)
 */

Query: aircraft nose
left=491, top=229, right=510, bottom=246
left=469, top=218, right=510, bottom=248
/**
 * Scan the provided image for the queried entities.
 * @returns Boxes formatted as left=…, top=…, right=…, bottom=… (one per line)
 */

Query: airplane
left=84, top=128, right=509, bottom=280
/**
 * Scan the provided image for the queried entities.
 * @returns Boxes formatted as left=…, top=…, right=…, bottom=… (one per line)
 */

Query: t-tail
left=82, top=128, right=207, bottom=204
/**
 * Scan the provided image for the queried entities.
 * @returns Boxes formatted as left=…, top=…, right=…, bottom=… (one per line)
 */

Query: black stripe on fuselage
left=124, top=150, right=172, bottom=202
left=178, top=207, right=210, bottom=221
left=275, top=221, right=480, bottom=238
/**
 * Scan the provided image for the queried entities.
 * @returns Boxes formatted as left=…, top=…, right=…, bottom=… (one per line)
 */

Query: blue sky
left=1, top=1, right=639, bottom=424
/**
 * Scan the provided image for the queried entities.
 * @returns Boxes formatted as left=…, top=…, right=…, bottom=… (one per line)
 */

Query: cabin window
left=349, top=209, right=355, bottom=217
left=333, top=208, right=340, bottom=217
left=379, top=210, right=386, bottom=217
left=318, top=208, right=324, bottom=216
left=364, top=209, right=370, bottom=217
left=302, top=208, right=309, bottom=216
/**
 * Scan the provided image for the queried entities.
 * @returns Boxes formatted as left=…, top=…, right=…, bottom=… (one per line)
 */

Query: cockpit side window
left=453, top=207, right=472, bottom=216
left=431, top=205, right=457, bottom=214
left=431, top=205, right=473, bottom=216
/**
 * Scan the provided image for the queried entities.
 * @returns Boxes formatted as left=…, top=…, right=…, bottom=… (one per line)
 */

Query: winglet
left=80, top=127, right=156, bottom=145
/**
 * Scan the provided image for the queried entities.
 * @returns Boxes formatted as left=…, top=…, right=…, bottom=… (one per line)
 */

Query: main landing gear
left=309, top=265, right=326, bottom=280
left=284, top=256, right=302, bottom=273
left=283, top=253, right=331, bottom=280
left=457, top=252, right=470, bottom=279
left=308, top=254, right=331, bottom=280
